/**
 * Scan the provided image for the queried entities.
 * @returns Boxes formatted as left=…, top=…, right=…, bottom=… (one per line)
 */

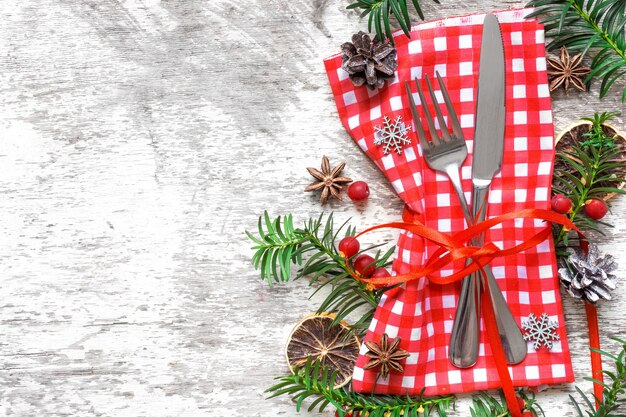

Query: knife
left=449, top=14, right=527, bottom=368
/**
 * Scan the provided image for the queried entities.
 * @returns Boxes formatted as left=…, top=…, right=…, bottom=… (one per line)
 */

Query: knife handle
left=478, top=265, right=527, bottom=364
left=470, top=184, right=527, bottom=365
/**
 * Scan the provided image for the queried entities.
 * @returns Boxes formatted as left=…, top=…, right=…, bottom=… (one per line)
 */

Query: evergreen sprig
left=267, top=358, right=456, bottom=416
left=570, top=338, right=626, bottom=417
left=246, top=212, right=395, bottom=333
left=580, top=111, right=621, bottom=149
left=347, top=0, right=441, bottom=43
left=526, top=0, right=626, bottom=99
left=552, top=111, right=626, bottom=252
left=246, top=212, right=306, bottom=285
left=469, top=391, right=544, bottom=417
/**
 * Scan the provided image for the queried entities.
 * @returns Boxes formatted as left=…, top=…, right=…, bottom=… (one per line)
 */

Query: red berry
left=354, top=254, right=376, bottom=277
left=338, top=237, right=360, bottom=258
left=347, top=181, right=370, bottom=201
left=584, top=199, right=609, bottom=220
left=551, top=194, right=572, bottom=214
left=371, top=267, right=391, bottom=278
left=517, top=397, right=526, bottom=411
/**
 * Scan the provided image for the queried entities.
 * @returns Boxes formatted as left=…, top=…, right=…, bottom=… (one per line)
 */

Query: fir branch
left=347, top=0, right=441, bottom=44
left=570, top=338, right=626, bottom=417
left=246, top=212, right=394, bottom=335
left=246, top=212, right=308, bottom=285
left=247, top=212, right=349, bottom=285
left=526, top=0, right=626, bottom=99
left=267, top=358, right=456, bottom=416
left=580, top=111, right=621, bottom=149
left=552, top=112, right=626, bottom=252
left=469, top=391, right=544, bottom=417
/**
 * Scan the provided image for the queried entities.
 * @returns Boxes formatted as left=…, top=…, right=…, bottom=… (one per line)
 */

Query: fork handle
left=445, top=166, right=472, bottom=222
left=447, top=166, right=480, bottom=368
left=449, top=270, right=481, bottom=368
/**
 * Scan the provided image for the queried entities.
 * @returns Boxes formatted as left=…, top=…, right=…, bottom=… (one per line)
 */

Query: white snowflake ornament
left=522, top=313, right=560, bottom=350
left=374, top=115, right=412, bottom=155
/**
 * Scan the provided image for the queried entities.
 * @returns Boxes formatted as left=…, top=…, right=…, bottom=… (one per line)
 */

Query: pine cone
left=558, top=244, right=618, bottom=304
left=341, top=31, right=398, bottom=90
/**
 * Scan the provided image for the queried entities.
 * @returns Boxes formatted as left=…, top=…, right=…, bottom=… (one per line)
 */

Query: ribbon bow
left=351, top=207, right=585, bottom=289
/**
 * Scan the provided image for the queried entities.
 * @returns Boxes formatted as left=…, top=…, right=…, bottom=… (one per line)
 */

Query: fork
left=404, top=73, right=525, bottom=368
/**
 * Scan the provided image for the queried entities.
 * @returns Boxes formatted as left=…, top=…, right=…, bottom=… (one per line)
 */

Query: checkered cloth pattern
left=323, top=9, right=574, bottom=395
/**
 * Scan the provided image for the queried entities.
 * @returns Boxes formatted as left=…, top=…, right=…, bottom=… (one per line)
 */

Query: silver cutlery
left=404, top=15, right=527, bottom=368
left=450, top=14, right=527, bottom=367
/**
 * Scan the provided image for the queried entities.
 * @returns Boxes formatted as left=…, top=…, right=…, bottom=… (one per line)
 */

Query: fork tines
left=404, top=72, right=464, bottom=151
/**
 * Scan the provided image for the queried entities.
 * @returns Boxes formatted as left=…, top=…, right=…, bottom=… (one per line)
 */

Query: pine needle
left=267, top=358, right=456, bottom=416
left=552, top=111, right=626, bottom=255
left=246, top=212, right=394, bottom=336
left=526, top=0, right=626, bottom=100
left=347, top=0, right=441, bottom=43
left=570, top=338, right=626, bottom=417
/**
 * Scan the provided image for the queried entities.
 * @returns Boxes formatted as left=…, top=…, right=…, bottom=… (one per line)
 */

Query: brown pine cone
left=341, top=31, right=397, bottom=90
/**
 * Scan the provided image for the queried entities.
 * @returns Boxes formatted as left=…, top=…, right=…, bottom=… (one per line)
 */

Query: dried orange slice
left=285, top=314, right=360, bottom=388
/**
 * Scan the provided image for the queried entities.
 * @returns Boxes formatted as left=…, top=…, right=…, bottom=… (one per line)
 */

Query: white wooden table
left=0, top=1, right=625, bottom=415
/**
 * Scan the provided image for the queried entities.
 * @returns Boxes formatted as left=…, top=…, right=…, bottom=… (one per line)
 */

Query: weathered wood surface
left=0, top=1, right=624, bottom=415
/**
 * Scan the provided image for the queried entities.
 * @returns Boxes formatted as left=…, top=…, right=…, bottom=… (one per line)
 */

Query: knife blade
left=473, top=14, right=507, bottom=184
left=472, top=14, right=527, bottom=365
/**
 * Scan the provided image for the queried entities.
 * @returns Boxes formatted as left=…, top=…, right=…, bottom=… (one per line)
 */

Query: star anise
left=547, top=47, right=591, bottom=93
left=363, top=333, right=410, bottom=379
left=341, top=31, right=397, bottom=90
left=305, top=156, right=352, bottom=205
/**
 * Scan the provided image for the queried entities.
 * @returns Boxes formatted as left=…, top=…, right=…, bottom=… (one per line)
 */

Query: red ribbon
left=481, top=268, right=522, bottom=416
left=351, top=208, right=582, bottom=289
left=350, top=207, right=590, bottom=417
left=586, top=303, right=603, bottom=408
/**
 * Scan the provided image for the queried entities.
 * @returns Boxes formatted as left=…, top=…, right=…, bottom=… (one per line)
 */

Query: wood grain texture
left=0, top=1, right=624, bottom=415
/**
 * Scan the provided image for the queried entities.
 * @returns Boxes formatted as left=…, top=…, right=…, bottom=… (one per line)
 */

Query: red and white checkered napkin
left=324, top=9, right=574, bottom=395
